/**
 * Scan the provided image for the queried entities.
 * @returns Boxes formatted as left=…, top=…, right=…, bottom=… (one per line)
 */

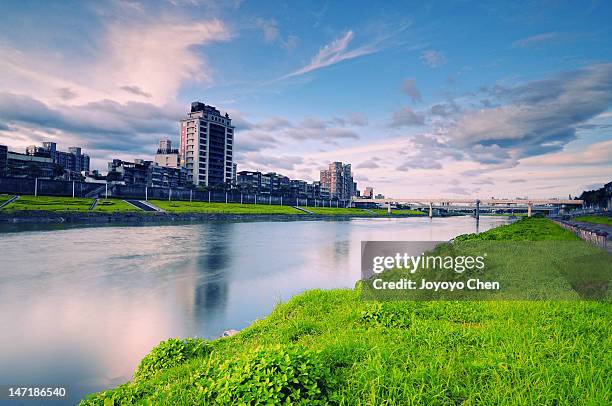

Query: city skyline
left=0, top=1, right=611, bottom=198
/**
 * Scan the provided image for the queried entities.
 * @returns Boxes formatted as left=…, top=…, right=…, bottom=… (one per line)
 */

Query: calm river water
left=0, top=216, right=508, bottom=403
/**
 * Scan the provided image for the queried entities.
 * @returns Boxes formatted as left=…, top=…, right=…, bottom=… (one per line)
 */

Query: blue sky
left=0, top=0, right=610, bottom=198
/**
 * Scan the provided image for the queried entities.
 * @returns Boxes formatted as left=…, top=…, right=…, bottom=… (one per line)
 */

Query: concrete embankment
left=0, top=211, right=380, bottom=225
left=553, top=219, right=610, bottom=251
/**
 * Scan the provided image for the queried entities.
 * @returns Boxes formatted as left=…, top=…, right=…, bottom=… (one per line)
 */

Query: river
left=0, top=216, right=508, bottom=403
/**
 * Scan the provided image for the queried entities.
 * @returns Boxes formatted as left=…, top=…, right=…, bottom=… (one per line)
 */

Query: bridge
left=351, top=197, right=583, bottom=219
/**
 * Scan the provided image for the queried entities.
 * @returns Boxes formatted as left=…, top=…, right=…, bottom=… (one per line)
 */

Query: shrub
left=360, top=303, right=412, bottom=328
left=191, top=345, right=333, bottom=405
left=134, top=337, right=211, bottom=381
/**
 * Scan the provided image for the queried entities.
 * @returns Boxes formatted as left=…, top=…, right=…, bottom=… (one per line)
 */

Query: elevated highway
left=352, top=197, right=583, bottom=218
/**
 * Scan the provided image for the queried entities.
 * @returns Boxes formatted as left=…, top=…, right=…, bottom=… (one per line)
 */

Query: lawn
left=151, top=200, right=305, bottom=215
left=574, top=215, right=612, bottom=226
left=0, top=195, right=94, bottom=212
left=81, top=218, right=611, bottom=405
left=371, top=208, right=426, bottom=216
left=0, top=194, right=14, bottom=206
left=93, top=199, right=141, bottom=212
left=302, top=206, right=374, bottom=216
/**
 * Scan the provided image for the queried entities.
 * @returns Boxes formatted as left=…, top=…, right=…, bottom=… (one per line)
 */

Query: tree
left=25, top=162, right=43, bottom=179
left=106, top=170, right=122, bottom=182
left=52, top=164, right=65, bottom=179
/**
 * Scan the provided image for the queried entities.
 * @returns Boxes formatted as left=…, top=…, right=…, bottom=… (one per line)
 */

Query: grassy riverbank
left=81, top=218, right=611, bottom=405
left=0, top=195, right=417, bottom=217
left=573, top=215, right=612, bottom=226
left=1, top=195, right=94, bottom=212
left=0, top=194, right=13, bottom=205
left=93, top=199, right=140, bottom=212
left=151, top=200, right=306, bottom=215
left=371, top=208, right=425, bottom=216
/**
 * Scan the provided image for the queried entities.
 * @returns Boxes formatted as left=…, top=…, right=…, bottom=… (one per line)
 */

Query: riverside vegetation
left=81, top=218, right=611, bottom=405
left=573, top=215, right=612, bottom=226
left=0, top=195, right=425, bottom=217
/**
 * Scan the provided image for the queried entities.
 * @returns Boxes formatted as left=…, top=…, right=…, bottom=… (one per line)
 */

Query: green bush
left=191, top=345, right=332, bottom=405
left=134, top=337, right=211, bottom=381
left=360, top=302, right=412, bottom=328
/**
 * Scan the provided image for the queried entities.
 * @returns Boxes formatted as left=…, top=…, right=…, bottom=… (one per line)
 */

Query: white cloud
left=512, top=32, right=558, bottom=48
left=0, top=18, right=232, bottom=106
left=420, top=50, right=447, bottom=68
left=283, top=30, right=376, bottom=78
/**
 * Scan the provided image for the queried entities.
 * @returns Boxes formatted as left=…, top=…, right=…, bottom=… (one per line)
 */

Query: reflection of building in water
left=171, top=223, right=234, bottom=335
left=193, top=223, right=233, bottom=326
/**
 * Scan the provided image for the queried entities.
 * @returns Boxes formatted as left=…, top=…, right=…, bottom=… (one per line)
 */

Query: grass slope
left=0, top=194, right=13, bottom=206
left=81, top=218, right=611, bottom=405
left=574, top=215, right=612, bottom=226
left=371, top=209, right=426, bottom=216
left=0, top=195, right=94, bottom=212
left=152, top=200, right=305, bottom=215
left=303, top=207, right=373, bottom=216
left=93, top=199, right=141, bottom=212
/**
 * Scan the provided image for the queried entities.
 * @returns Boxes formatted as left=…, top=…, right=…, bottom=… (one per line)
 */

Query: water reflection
left=0, top=216, right=509, bottom=404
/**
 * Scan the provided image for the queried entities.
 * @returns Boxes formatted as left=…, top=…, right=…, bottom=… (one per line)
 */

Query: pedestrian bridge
left=352, top=197, right=583, bottom=218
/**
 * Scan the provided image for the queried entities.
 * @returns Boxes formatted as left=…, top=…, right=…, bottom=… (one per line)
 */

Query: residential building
left=320, top=162, right=354, bottom=201
left=0, top=144, right=7, bottom=177
left=26, top=142, right=90, bottom=173
left=312, top=181, right=331, bottom=199
left=231, top=163, right=237, bottom=186
left=363, top=187, right=374, bottom=199
left=237, top=170, right=333, bottom=199
left=108, top=159, right=185, bottom=188
left=179, top=102, right=234, bottom=187
left=154, top=139, right=182, bottom=169
left=7, top=151, right=54, bottom=178
left=237, top=171, right=263, bottom=192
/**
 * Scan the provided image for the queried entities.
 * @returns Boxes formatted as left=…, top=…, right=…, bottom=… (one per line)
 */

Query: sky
left=0, top=0, right=611, bottom=199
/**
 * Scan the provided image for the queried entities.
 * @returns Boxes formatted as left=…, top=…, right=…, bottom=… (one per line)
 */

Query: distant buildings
left=26, top=142, right=90, bottom=173
left=154, top=139, right=181, bottom=169
left=7, top=151, right=55, bottom=178
left=0, top=142, right=88, bottom=179
left=320, top=162, right=354, bottom=201
left=107, top=159, right=185, bottom=188
left=363, top=187, right=374, bottom=199
left=180, top=102, right=234, bottom=187
left=375, top=193, right=385, bottom=199
left=236, top=170, right=332, bottom=199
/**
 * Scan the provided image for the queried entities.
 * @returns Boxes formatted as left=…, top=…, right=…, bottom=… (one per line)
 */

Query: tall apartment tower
left=179, top=102, right=234, bottom=187
left=320, top=162, right=354, bottom=200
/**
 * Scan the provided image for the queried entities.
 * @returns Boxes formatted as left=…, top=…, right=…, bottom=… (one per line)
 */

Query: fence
left=0, top=177, right=351, bottom=208
left=554, top=219, right=609, bottom=250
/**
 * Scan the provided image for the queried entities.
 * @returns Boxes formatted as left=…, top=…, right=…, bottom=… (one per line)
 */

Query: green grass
left=480, top=212, right=528, bottom=217
left=371, top=208, right=426, bottom=216
left=0, top=195, right=94, bottom=212
left=574, top=215, right=612, bottom=226
left=0, top=194, right=14, bottom=206
left=455, top=217, right=580, bottom=241
left=151, top=200, right=305, bottom=215
left=93, top=199, right=141, bottom=212
left=302, top=206, right=374, bottom=216
left=82, top=218, right=611, bottom=405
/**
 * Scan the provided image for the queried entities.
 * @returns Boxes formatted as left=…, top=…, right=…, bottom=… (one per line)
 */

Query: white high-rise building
left=179, top=102, right=234, bottom=187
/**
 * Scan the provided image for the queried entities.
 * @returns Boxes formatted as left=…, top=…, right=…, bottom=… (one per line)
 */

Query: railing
left=0, top=177, right=351, bottom=209
left=553, top=219, right=609, bottom=250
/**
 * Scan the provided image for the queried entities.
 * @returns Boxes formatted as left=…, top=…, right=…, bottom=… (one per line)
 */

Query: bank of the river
left=0, top=210, right=427, bottom=225
left=81, top=218, right=611, bottom=405
left=0, top=197, right=427, bottom=224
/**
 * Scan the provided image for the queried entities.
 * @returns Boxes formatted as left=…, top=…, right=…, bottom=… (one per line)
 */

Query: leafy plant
left=191, top=345, right=333, bottom=405
left=134, top=337, right=211, bottom=381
